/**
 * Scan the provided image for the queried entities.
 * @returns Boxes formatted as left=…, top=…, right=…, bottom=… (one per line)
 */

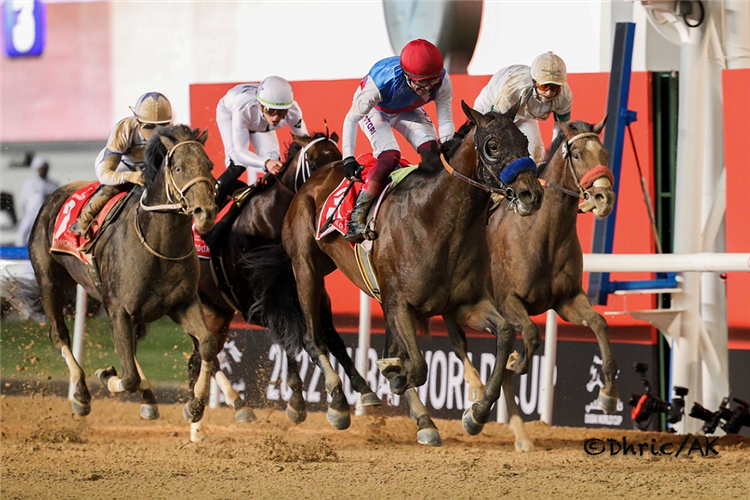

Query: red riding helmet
left=400, top=39, right=444, bottom=81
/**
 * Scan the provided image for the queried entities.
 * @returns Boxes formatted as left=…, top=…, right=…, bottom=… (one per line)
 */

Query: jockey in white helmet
left=70, top=92, right=173, bottom=240
left=473, top=51, right=572, bottom=164
left=214, top=75, right=308, bottom=205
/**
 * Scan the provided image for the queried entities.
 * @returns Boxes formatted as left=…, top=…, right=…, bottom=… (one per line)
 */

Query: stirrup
left=344, top=227, right=366, bottom=243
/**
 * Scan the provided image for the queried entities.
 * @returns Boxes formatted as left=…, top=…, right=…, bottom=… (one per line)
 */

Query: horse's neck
left=535, top=150, right=580, bottom=237
left=139, top=175, right=193, bottom=243
left=279, top=154, right=301, bottom=192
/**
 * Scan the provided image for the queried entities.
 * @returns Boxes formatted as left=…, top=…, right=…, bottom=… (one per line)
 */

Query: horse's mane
left=538, top=120, right=594, bottom=176
left=143, top=125, right=201, bottom=188
left=419, top=120, right=474, bottom=174
left=281, top=132, right=328, bottom=171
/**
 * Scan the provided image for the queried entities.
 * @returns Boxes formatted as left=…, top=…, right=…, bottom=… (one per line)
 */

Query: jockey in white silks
left=474, top=51, right=573, bottom=165
left=214, top=77, right=309, bottom=205
left=340, top=38, right=454, bottom=243
left=70, top=92, right=173, bottom=239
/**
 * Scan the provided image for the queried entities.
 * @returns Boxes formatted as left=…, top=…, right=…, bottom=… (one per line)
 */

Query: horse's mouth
left=192, top=206, right=217, bottom=233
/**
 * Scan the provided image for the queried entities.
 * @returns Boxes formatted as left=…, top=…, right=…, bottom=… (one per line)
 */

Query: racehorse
left=282, top=102, right=544, bottom=444
left=451, top=118, right=618, bottom=449
left=193, top=131, right=381, bottom=441
left=27, top=125, right=219, bottom=424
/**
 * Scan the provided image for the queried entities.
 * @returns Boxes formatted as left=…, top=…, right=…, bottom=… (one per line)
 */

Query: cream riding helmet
left=256, top=76, right=294, bottom=111
left=131, top=92, right=173, bottom=125
left=530, top=52, right=567, bottom=86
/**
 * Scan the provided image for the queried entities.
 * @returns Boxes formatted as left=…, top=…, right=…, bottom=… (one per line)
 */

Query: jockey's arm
left=96, top=150, right=139, bottom=185
left=434, top=73, right=455, bottom=143
left=286, top=102, right=309, bottom=138
left=342, top=78, right=382, bottom=159
left=553, top=84, right=574, bottom=123
left=473, top=68, right=505, bottom=114
left=229, top=109, right=267, bottom=172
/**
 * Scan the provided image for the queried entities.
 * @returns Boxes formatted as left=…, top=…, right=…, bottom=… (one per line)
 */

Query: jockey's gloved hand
left=343, top=156, right=364, bottom=181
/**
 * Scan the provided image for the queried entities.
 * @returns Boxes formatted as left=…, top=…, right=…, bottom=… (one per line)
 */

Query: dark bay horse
left=449, top=118, right=618, bottom=449
left=193, top=131, right=381, bottom=441
left=282, top=102, right=544, bottom=444
left=28, top=125, right=219, bottom=424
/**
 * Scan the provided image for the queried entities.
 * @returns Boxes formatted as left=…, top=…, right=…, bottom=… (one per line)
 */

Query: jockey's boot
left=345, top=191, right=377, bottom=243
left=70, top=187, right=116, bottom=240
left=215, top=161, right=245, bottom=207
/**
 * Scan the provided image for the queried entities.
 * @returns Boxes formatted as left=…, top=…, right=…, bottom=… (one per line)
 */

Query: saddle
left=51, top=183, right=132, bottom=264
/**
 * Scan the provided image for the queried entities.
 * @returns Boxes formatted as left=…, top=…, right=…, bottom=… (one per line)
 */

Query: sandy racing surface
left=1, top=394, right=748, bottom=499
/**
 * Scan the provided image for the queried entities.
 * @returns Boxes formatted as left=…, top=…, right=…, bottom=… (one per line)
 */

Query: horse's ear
left=293, top=135, right=312, bottom=147
left=196, top=128, right=209, bottom=145
left=593, top=115, right=607, bottom=135
left=160, top=134, right=176, bottom=150
left=462, top=100, right=491, bottom=127
left=505, top=100, right=522, bottom=121
left=330, top=131, right=339, bottom=143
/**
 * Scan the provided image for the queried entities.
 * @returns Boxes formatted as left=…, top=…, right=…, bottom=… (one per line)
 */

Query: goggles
left=262, top=106, right=289, bottom=118
left=407, top=76, right=441, bottom=90
left=535, top=81, right=562, bottom=93
left=139, top=121, right=169, bottom=130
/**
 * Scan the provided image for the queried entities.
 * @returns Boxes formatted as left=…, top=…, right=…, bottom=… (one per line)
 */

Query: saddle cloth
left=315, top=153, right=414, bottom=240
left=51, top=182, right=128, bottom=262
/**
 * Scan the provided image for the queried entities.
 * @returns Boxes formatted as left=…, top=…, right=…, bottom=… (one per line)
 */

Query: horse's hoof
left=190, top=422, right=208, bottom=443
left=390, top=375, right=408, bottom=395
left=515, top=439, right=535, bottom=452
left=183, top=401, right=204, bottom=424
left=327, top=407, right=351, bottom=430
left=597, top=390, right=618, bottom=414
left=468, top=386, right=484, bottom=402
left=95, top=366, right=116, bottom=384
left=462, top=406, right=484, bottom=436
left=140, top=404, right=160, bottom=420
left=235, top=407, right=256, bottom=423
left=286, top=405, right=307, bottom=425
left=71, top=399, right=91, bottom=417
left=417, top=428, right=443, bottom=446
left=360, top=392, right=383, bottom=407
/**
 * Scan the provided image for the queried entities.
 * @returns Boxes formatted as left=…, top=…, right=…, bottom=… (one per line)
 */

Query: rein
left=541, top=131, right=611, bottom=203
left=136, top=138, right=211, bottom=260
left=439, top=153, right=509, bottom=196
left=267, top=136, right=338, bottom=196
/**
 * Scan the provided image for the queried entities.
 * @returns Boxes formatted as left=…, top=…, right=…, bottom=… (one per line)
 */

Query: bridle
left=540, top=131, right=614, bottom=210
left=266, top=136, right=339, bottom=196
left=136, top=139, right=214, bottom=260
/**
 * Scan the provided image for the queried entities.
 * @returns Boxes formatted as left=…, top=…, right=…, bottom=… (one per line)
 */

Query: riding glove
left=343, top=156, right=364, bottom=181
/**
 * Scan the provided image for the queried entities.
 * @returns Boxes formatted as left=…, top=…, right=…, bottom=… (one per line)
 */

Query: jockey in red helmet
left=341, top=38, right=454, bottom=243
left=473, top=51, right=572, bottom=164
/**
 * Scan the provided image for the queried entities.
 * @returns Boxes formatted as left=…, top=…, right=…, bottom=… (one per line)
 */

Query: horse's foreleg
left=170, top=299, right=220, bottom=425
left=404, top=387, right=442, bottom=446
left=285, top=354, right=307, bottom=424
left=557, top=293, right=618, bottom=413
left=501, top=370, right=534, bottom=452
left=321, top=294, right=382, bottom=407
left=106, top=309, right=140, bottom=393
left=501, top=295, right=541, bottom=375
left=444, top=316, right=484, bottom=402
left=455, top=300, right=514, bottom=437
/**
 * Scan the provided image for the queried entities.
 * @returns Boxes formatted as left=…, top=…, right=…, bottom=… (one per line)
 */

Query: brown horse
left=282, top=102, right=544, bottom=444
left=27, top=125, right=219, bottom=424
left=450, top=118, right=618, bottom=448
left=193, top=131, right=381, bottom=440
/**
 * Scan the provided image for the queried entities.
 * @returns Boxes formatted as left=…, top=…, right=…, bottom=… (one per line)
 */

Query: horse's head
left=279, top=131, right=342, bottom=192
left=144, top=125, right=217, bottom=232
left=461, top=101, right=544, bottom=216
left=553, top=118, right=615, bottom=217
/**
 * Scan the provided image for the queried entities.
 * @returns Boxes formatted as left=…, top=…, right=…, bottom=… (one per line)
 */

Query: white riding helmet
left=256, top=76, right=294, bottom=110
left=530, top=52, right=567, bottom=86
left=131, top=92, right=172, bottom=124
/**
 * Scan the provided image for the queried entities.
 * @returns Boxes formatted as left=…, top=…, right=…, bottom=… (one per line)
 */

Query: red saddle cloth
left=193, top=199, right=236, bottom=259
left=316, top=153, right=410, bottom=239
left=51, top=182, right=128, bottom=262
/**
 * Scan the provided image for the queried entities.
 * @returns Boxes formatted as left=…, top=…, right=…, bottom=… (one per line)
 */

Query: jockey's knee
left=417, top=140, right=439, bottom=156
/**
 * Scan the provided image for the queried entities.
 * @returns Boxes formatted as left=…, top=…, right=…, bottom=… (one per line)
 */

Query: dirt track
left=1, top=395, right=748, bottom=499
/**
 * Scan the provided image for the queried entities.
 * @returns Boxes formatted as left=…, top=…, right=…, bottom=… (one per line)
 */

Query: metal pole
left=355, top=290, right=371, bottom=416
left=540, top=309, right=558, bottom=425
left=68, top=285, right=87, bottom=401
left=583, top=252, right=750, bottom=272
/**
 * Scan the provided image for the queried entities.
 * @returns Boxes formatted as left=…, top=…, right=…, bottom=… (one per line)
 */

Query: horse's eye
left=573, top=153, right=579, bottom=160
left=175, top=166, right=182, bottom=173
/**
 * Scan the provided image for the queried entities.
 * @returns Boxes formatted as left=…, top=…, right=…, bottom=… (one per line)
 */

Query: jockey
left=70, top=92, right=172, bottom=239
left=341, top=38, right=454, bottom=243
left=214, top=76, right=309, bottom=206
left=473, top=51, right=572, bottom=164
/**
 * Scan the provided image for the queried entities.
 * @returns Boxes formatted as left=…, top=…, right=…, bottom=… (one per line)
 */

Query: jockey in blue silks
left=341, top=39, right=454, bottom=243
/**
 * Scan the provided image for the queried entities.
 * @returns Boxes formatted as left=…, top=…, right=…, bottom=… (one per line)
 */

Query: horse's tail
left=1, top=270, right=45, bottom=323
left=239, top=243, right=305, bottom=357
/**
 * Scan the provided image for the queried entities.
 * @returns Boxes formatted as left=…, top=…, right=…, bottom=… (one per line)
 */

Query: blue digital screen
left=2, top=0, right=46, bottom=58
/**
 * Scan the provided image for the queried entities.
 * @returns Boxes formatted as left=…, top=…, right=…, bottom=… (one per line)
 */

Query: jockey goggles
left=407, top=75, right=441, bottom=90
left=261, top=106, right=289, bottom=118
left=534, top=80, right=562, bottom=93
